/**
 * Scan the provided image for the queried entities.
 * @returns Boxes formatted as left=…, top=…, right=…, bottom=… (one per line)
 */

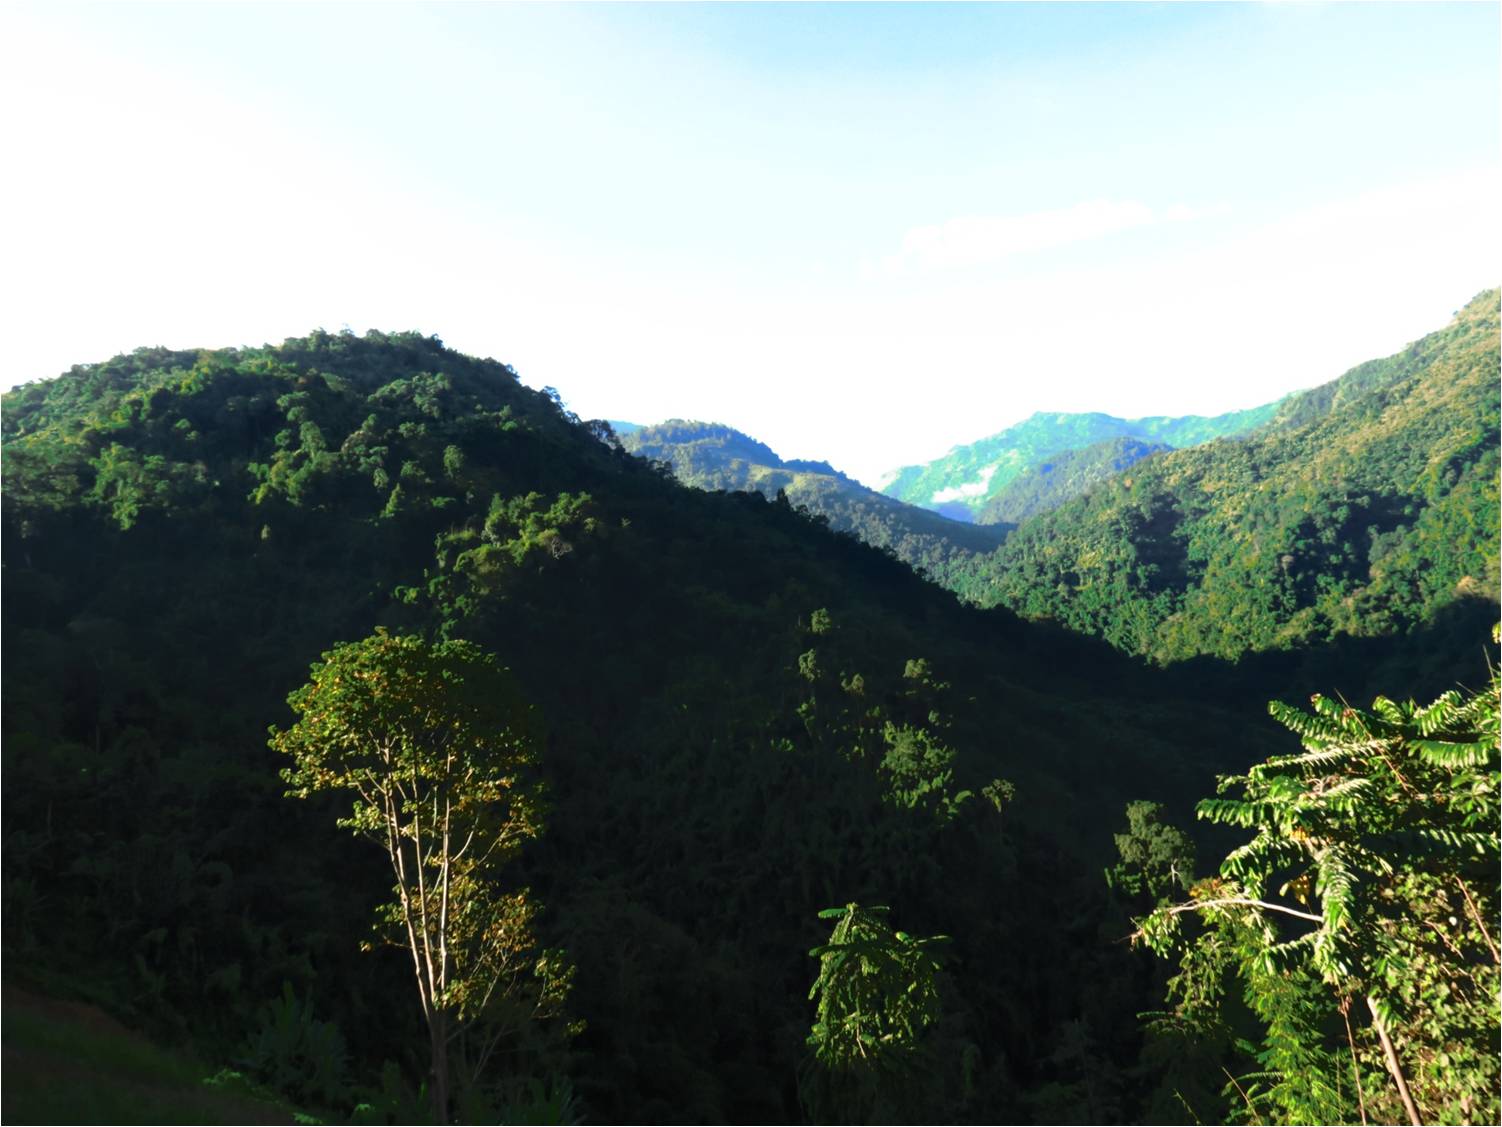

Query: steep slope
left=944, top=289, right=1501, bottom=664
left=3, top=330, right=1297, bottom=1123
left=620, top=419, right=1008, bottom=574
left=975, top=436, right=1171, bottom=525
left=880, top=402, right=1279, bottom=522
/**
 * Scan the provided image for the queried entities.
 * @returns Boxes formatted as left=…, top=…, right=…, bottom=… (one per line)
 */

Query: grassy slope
left=2, top=984, right=296, bottom=1125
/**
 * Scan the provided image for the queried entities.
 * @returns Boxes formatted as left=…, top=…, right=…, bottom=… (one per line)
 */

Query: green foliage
left=348, top=1059, right=433, bottom=1125
left=879, top=722, right=972, bottom=823
left=271, top=630, right=563, bottom=1122
left=1106, top=800, right=1195, bottom=905
left=802, top=903, right=949, bottom=1123
left=240, top=982, right=350, bottom=1107
left=89, top=442, right=212, bottom=530
left=1136, top=658, right=1501, bottom=1124
left=490, top=1074, right=584, bottom=1126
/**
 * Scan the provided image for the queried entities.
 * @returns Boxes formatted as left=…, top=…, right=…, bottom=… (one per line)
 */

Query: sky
left=2, top=2, right=1498, bottom=488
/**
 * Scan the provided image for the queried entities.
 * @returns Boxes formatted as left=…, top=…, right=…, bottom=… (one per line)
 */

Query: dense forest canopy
left=2, top=309, right=1496, bottom=1124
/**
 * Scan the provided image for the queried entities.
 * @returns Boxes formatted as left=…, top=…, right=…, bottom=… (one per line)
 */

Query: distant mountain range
left=942, top=288, right=1501, bottom=663
left=611, top=400, right=1282, bottom=577
left=612, top=290, right=1499, bottom=667
left=878, top=402, right=1280, bottom=522
left=618, top=420, right=1007, bottom=576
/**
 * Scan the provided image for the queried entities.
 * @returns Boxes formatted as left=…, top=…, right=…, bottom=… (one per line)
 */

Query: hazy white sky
left=3, top=2, right=1498, bottom=486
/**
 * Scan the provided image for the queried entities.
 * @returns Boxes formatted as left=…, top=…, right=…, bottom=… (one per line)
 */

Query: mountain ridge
left=619, top=417, right=1008, bottom=573
left=880, top=401, right=1283, bottom=521
left=941, top=288, right=1501, bottom=663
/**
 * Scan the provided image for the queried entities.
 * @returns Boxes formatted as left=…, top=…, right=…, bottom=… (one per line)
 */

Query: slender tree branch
left=1340, top=996, right=1369, bottom=1127
left=1145, top=897, right=1324, bottom=929
left=1424, top=919, right=1466, bottom=961
left=451, top=827, right=479, bottom=864
left=411, top=760, right=437, bottom=1007
left=385, top=787, right=432, bottom=1020
left=1221, top=1067, right=1261, bottom=1124
left=1368, top=995, right=1423, bottom=1127
left=439, top=787, right=453, bottom=1008
left=1455, top=877, right=1500, bottom=965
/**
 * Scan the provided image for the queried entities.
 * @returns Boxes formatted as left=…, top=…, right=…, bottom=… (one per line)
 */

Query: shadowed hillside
left=4, top=329, right=1305, bottom=1123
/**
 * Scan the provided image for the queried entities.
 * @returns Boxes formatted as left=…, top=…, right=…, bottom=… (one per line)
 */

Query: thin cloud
left=888, top=199, right=1225, bottom=273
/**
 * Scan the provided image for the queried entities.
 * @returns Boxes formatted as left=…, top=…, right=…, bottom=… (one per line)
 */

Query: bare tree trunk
left=1368, top=995, right=1422, bottom=1126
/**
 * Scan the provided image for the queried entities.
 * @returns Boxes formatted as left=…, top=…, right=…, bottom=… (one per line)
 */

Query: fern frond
left=1222, top=836, right=1312, bottom=883
left=1295, top=774, right=1374, bottom=812
left=1339, top=841, right=1395, bottom=878
left=1198, top=797, right=1274, bottom=828
left=1262, top=743, right=1373, bottom=772
left=1258, top=931, right=1318, bottom=975
left=1412, top=827, right=1499, bottom=856
left=1414, top=690, right=1463, bottom=736
left=1314, top=850, right=1357, bottom=935
left=1370, top=696, right=1411, bottom=725
left=1410, top=737, right=1497, bottom=769
left=1268, top=700, right=1346, bottom=744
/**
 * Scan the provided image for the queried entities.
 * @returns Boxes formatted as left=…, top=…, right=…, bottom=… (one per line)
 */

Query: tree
left=271, top=630, right=558, bottom=1123
left=1135, top=657, right=1500, bottom=1125
left=802, top=902, right=949, bottom=1123
left=1106, top=800, right=1195, bottom=906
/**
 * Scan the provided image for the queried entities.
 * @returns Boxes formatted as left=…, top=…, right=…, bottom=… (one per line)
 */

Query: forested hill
left=2, top=329, right=1308, bottom=1123
left=879, top=401, right=1279, bottom=522
left=941, top=289, right=1502, bottom=665
left=620, top=418, right=1008, bottom=574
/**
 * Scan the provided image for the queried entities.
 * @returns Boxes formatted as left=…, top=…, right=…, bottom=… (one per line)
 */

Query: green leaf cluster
left=1137, top=655, right=1501, bottom=1124
left=802, top=903, right=949, bottom=1123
